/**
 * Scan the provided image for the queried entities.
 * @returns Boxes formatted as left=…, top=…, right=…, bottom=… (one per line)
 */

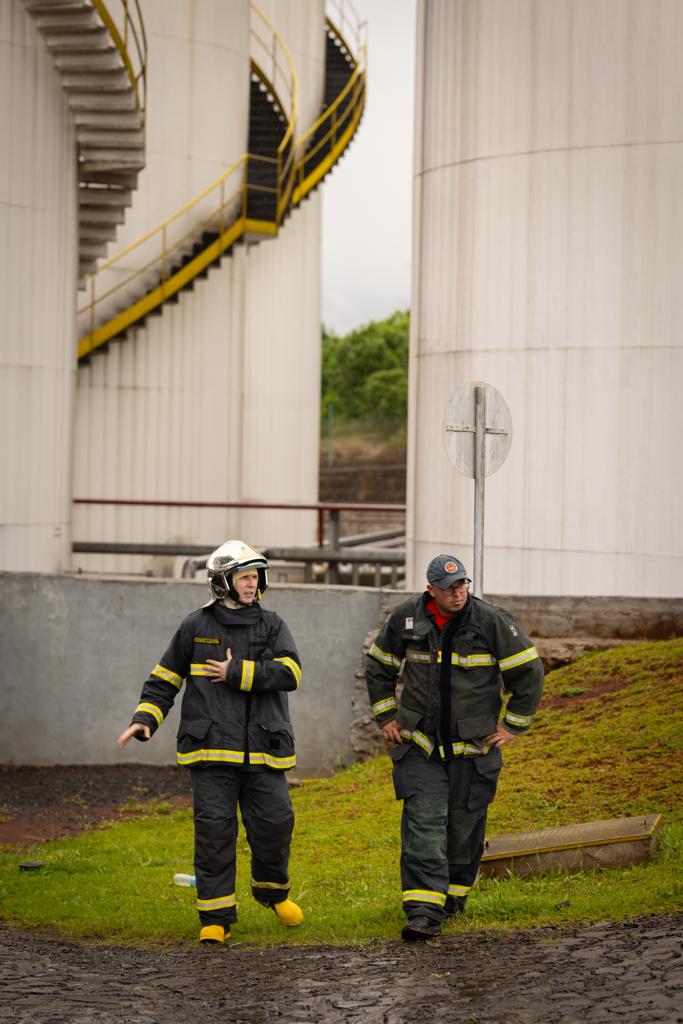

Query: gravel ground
left=0, top=915, right=681, bottom=1023
left=0, top=766, right=681, bottom=1023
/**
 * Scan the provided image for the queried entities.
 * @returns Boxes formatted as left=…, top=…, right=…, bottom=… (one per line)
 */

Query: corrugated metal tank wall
left=73, top=1, right=325, bottom=573
left=239, top=0, right=325, bottom=547
left=407, top=0, right=683, bottom=597
left=0, top=0, right=77, bottom=571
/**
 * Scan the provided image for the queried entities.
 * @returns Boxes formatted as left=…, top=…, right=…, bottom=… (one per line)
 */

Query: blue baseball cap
left=426, top=554, right=471, bottom=589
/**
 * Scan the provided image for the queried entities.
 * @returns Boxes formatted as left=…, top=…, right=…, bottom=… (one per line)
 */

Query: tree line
left=321, top=310, right=409, bottom=435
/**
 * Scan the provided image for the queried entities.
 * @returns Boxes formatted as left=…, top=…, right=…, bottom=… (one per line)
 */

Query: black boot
left=401, top=916, right=442, bottom=942
left=444, top=895, right=467, bottom=919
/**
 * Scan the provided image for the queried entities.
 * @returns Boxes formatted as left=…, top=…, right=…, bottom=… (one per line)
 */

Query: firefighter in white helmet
left=117, top=540, right=303, bottom=944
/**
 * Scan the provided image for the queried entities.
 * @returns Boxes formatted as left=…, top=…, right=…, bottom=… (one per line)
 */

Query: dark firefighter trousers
left=390, top=743, right=502, bottom=923
left=191, top=765, right=294, bottom=927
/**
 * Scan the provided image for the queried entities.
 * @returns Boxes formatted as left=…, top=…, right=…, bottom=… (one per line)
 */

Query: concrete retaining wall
left=1, top=573, right=681, bottom=776
left=0, top=572, right=382, bottom=777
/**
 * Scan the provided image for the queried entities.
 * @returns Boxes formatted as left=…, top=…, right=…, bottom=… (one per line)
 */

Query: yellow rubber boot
left=273, top=899, right=304, bottom=927
left=199, top=924, right=230, bottom=943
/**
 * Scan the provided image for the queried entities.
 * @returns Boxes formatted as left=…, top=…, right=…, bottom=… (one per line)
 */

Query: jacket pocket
left=398, top=705, right=423, bottom=731
left=255, top=723, right=294, bottom=756
left=176, top=717, right=212, bottom=754
left=457, top=714, right=498, bottom=741
left=388, top=741, right=411, bottom=762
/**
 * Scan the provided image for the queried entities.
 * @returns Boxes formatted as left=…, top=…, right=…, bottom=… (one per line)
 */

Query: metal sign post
left=443, top=381, right=512, bottom=598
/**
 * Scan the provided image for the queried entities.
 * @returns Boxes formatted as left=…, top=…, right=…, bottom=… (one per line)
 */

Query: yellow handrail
left=291, top=8, right=367, bottom=206
left=92, top=0, right=147, bottom=116
left=77, top=1, right=367, bottom=359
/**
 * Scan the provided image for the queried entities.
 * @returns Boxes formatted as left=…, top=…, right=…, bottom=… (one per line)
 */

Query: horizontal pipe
left=338, top=528, right=405, bottom=547
left=72, top=542, right=406, bottom=564
left=73, top=498, right=405, bottom=513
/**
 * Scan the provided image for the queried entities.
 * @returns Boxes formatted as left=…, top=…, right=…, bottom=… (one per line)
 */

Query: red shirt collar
left=426, top=596, right=454, bottom=633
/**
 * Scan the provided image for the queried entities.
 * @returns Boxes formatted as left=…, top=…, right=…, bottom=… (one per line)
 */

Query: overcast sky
left=321, top=0, right=417, bottom=335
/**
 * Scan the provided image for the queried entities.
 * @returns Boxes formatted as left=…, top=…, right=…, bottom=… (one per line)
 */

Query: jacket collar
left=209, top=600, right=262, bottom=627
left=414, top=591, right=473, bottom=635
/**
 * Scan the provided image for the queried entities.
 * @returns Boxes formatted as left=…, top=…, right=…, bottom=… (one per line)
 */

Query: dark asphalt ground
left=0, top=913, right=681, bottom=1023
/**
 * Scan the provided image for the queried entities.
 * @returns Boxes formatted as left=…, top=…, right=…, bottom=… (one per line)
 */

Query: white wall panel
left=0, top=0, right=76, bottom=571
left=409, top=0, right=683, bottom=597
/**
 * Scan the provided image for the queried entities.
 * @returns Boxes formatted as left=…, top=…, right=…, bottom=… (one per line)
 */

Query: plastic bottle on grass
left=173, top=873, right=196, bottom=887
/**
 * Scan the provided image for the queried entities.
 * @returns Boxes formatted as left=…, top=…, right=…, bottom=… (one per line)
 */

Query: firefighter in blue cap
left=366, top=554, right=544, bottom=941
left=117, top=540, right=303, bottom=944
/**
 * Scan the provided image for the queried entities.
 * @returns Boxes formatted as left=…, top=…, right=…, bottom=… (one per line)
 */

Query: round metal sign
left=443, top=381, right=512, bottom=478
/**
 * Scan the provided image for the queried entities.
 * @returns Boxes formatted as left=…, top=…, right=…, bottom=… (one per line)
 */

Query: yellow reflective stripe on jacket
left=240, top=660, right=255, bottom=691
left=135, top=702, right=164, bottom=726
left=399, top=729, right=434, bottom=756
left=505, top=710, right=534, bottom=728
left=190, top=663, right=213, bottom=677
left=151, top=663, right=182, bottom=688
left=273, top=655, right=302, bottom=688
left=177, top=748, right=245, bottom=766
left=452, top=652, right=497, bottom=668
left=402, top=889, right=446, bottom=906
left=448, top=883, right=471, bottom=897
left=405, top=648, right=430, bottom=663
left=176, top=749, right=296, bottom=769
left=248, top=751, right=297, bottom=770
left=499, top=646, right=539, bottom=672
left=433, top=651, right=497, bottom=668
left=251, top=877, right=290, bottom=890
left=437, top=741, right=490, bottom=758
left=368, top=642, right=401, bottom=670
left=371, top=696, right=398, bottom=717
left=196, top=893, right=236, bottom=911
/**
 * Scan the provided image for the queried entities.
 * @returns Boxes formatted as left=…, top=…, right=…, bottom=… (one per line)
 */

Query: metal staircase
left=23, top=0, right=146, bottom=280
left=76, top=1, right=366, bottom=362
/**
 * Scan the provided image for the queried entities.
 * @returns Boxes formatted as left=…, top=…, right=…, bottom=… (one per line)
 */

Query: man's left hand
left=485, top=723, right=517, bottom=748
left=206, top=647, right=232, bottom=681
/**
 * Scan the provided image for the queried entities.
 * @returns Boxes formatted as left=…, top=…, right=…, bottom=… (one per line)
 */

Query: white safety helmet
left=206, top=540, right=269, bottom=603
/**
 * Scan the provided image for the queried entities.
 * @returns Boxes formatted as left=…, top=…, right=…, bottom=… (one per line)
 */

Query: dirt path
left=0, top=914, right=681, bottom=1023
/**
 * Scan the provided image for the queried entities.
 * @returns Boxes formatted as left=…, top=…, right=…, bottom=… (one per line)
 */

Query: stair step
left=69, top=93, right=137, bottom=111
left=79, top=223, right=118, bottom=243
left=80, top=154, right=145, bottom=172
left=80, top=240, right=109, bottom=259
left=73, top=108, right=143, bottom=130
left=26, top=0, right=93, bottom=12
left=54, top=50, right=122, bottom=71
left=79, top=169, right=138, bottom=187
left=79, top=186, right=132, bottom=206
left=78, top=129, right=144, bottom=148
left=45, top=28, right=110, bottom=50
left=79, top=206, right=125, bottom=225
left=79, top=258, right=99, bottom=277
left=34, top=9, right=100, bottom=32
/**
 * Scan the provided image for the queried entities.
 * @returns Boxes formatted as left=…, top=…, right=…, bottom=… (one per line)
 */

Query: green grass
left=1, top=638, right=681, bottom=947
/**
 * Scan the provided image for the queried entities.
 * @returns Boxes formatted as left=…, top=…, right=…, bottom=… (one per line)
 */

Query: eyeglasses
left=437, top=580, right=469, bottom=594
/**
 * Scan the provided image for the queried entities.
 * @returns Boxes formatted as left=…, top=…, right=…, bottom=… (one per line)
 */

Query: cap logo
left=444, top=561, right=458, bottom=573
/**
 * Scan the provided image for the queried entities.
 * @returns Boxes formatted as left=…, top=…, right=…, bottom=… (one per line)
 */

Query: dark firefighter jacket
left=366, top=593, right=544, bottom=758
left=130, top=600, right=301, bottom=770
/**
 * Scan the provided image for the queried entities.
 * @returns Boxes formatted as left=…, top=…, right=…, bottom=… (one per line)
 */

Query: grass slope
left=0, top=639, right=681, bottom=947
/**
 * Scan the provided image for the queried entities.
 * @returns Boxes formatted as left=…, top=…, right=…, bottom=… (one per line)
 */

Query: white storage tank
left=408, top=0, right=683, bottom=597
